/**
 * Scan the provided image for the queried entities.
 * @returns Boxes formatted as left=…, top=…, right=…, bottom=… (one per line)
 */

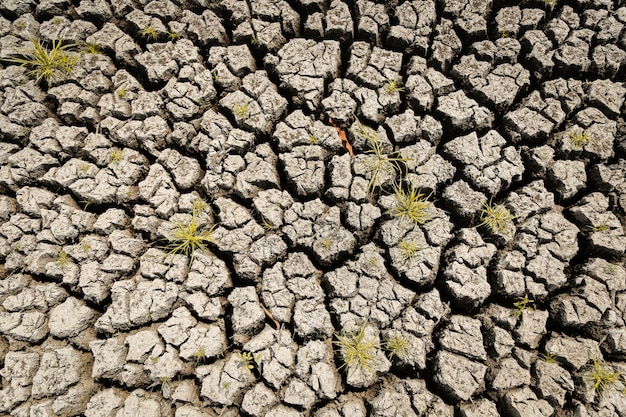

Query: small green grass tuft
left=83, top=43, right=102, bottom=54
left=385, top=332, right=410, bottom=361
left=399, top=239, right=422, bottom=262
left=539, top=352, right=560, bottom=364
left=116, top=87, right=128, bottom=99
left=512, top=294, right=534, bottom=318
left=3, top=38, right=78, bottom=88
left=569, top=129, right=590, bottom=149
left=479, top=199, right=515, bottom=234
left=57, top=249, right=70, bottom=267
left=191, top=198, right=209, bottom=216
left=109, top=148, right=123, bottom=164
left=383, top=79, right=404, bottom=94
left=261, top=216, right=278, bottom=231
left=238, top=351, right=258, bottom=374
left=591, top=221, right=610, bottom=233
left=388, top=186, right=433, bottom=226
left=193, top=346, right=207, bottom=366
left=166, top=213, right=216, bottom=260
left=141, top=26, right=160, bottom=41
left=334, top=323, right=378, bottom=375
left=355, top=120, right=408, bottom=195
left=234, top=103, right=249, bottom=120
left=587, top=359, right=622, bottom=397
left=167, top=31, right=181, bottom=42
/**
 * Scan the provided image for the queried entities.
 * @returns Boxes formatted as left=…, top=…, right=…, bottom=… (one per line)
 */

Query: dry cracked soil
left=1, top=0, right=626, bottom=416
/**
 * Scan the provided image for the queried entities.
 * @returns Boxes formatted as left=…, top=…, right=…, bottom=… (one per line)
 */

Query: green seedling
left=193, top=346, right=207, bottom=365
left=238, top=351, right=258, bottom=374
left=399, top=239, right=422, bottom=262
left=261, top=216, right=278, bottom=231
left=479, top=199, right=515, bottom=234
left=334, top=323, right=378, bottom=375
left=3, top=38, right=78, bottom=88
left=234, top=103, right=249, bottom=120
left=84, top=43, right=102, bottom=54
left=384, top=79, right=404, bottom=94
left=109, top=149, right=123, bottom=164
left=569, top=129, right=590, bottom=149
left=355, top=120, right=408, bottom=194
left=167, top=31, right=181, bottom=41
left=191, top=198, right=209, bottom=216
left=166, top=215, right=216, bottom=259
left=116, top=87, right=128, bottom=98
left=385, top=332, right=410, bottom=361
left=57, top=250, right=70, bottom=267
left=539, top=352, right=559, bottom=364
left=141, top=26, right=160, bottom=41
left=587, top=359, right=622, bottom=397
left=388, top=186, right=433, bottom=226
left=512, top=294, right=534, bottom=318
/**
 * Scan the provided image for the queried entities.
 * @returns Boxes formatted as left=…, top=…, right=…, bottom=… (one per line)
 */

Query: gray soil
left=1, top=0, right=626, bottom=416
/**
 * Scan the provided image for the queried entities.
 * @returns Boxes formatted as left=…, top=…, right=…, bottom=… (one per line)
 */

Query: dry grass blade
left=3, top=38, right=78, bottom=88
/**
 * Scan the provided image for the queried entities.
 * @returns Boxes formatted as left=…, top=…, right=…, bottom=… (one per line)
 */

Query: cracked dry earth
left=1, top=0, right=626, bottom=416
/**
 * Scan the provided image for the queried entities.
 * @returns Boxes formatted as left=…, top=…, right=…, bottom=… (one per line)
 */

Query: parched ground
left=1, top=0, right=626, bottom=416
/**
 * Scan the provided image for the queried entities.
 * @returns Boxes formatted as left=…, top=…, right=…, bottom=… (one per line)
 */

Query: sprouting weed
left=512, top=294, right=534, bottom=318
left=52, top=16, right=62, bottom=24
left=150, top=356, right=158, bottom=364
left=501, top=30, right=509, bottom=38
left=234, top=103, right=249, bottom=120
left=109, top=148, right=123, bottom=164
left=238, top=352, right=258, bottom=374
left=385, top=332, right=410, bottom=361
left=587, top=359, right=622, bottom=397
left=193, top=346, right=207, bottom=365
left=309, top=135, right=318, bottom=144
left=355, top=120, right=408, bottom=194
left=81, top=198, right=92, bottom=210
left=539, top=352, right=560, bottom=364
left=57, top=250, right=70, bottom=267
left=79, top=162, right=90, bottom=173
left=81, top=240, right=91, bottom=253
left=166, top=215, right=217, bottom=260
left=141, top=26, right=160, bottom=41
left=320, top=237, right=333, bottom=250
left=388, top=186, right=433, bottom=226
left=399, top=239, right=422, bottom=262
left=367, top=257, right=379, bottom=268
left=591, top=221, right=610, bottom=233
left=334, top=323, right=378, bottom=375
left=384, top=79, right=404, bottom=94
left=191, top=198, right=209, bottom=216
left=2, top=38, right=78, bottom=88
left=479, top=199, right=515, bottom=234
left=167, top=31, right=181, bottom=42
left=569, top=129, right=590, bottom=149
left=261, top=216, right=278, bottom=231
left=116, top=87, right=128, bottom=99
left=84, top=43, right=102, bottom=54
left=211, top=70, right=219, bottom=83
left=251, top=35, right=259, bottom=46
